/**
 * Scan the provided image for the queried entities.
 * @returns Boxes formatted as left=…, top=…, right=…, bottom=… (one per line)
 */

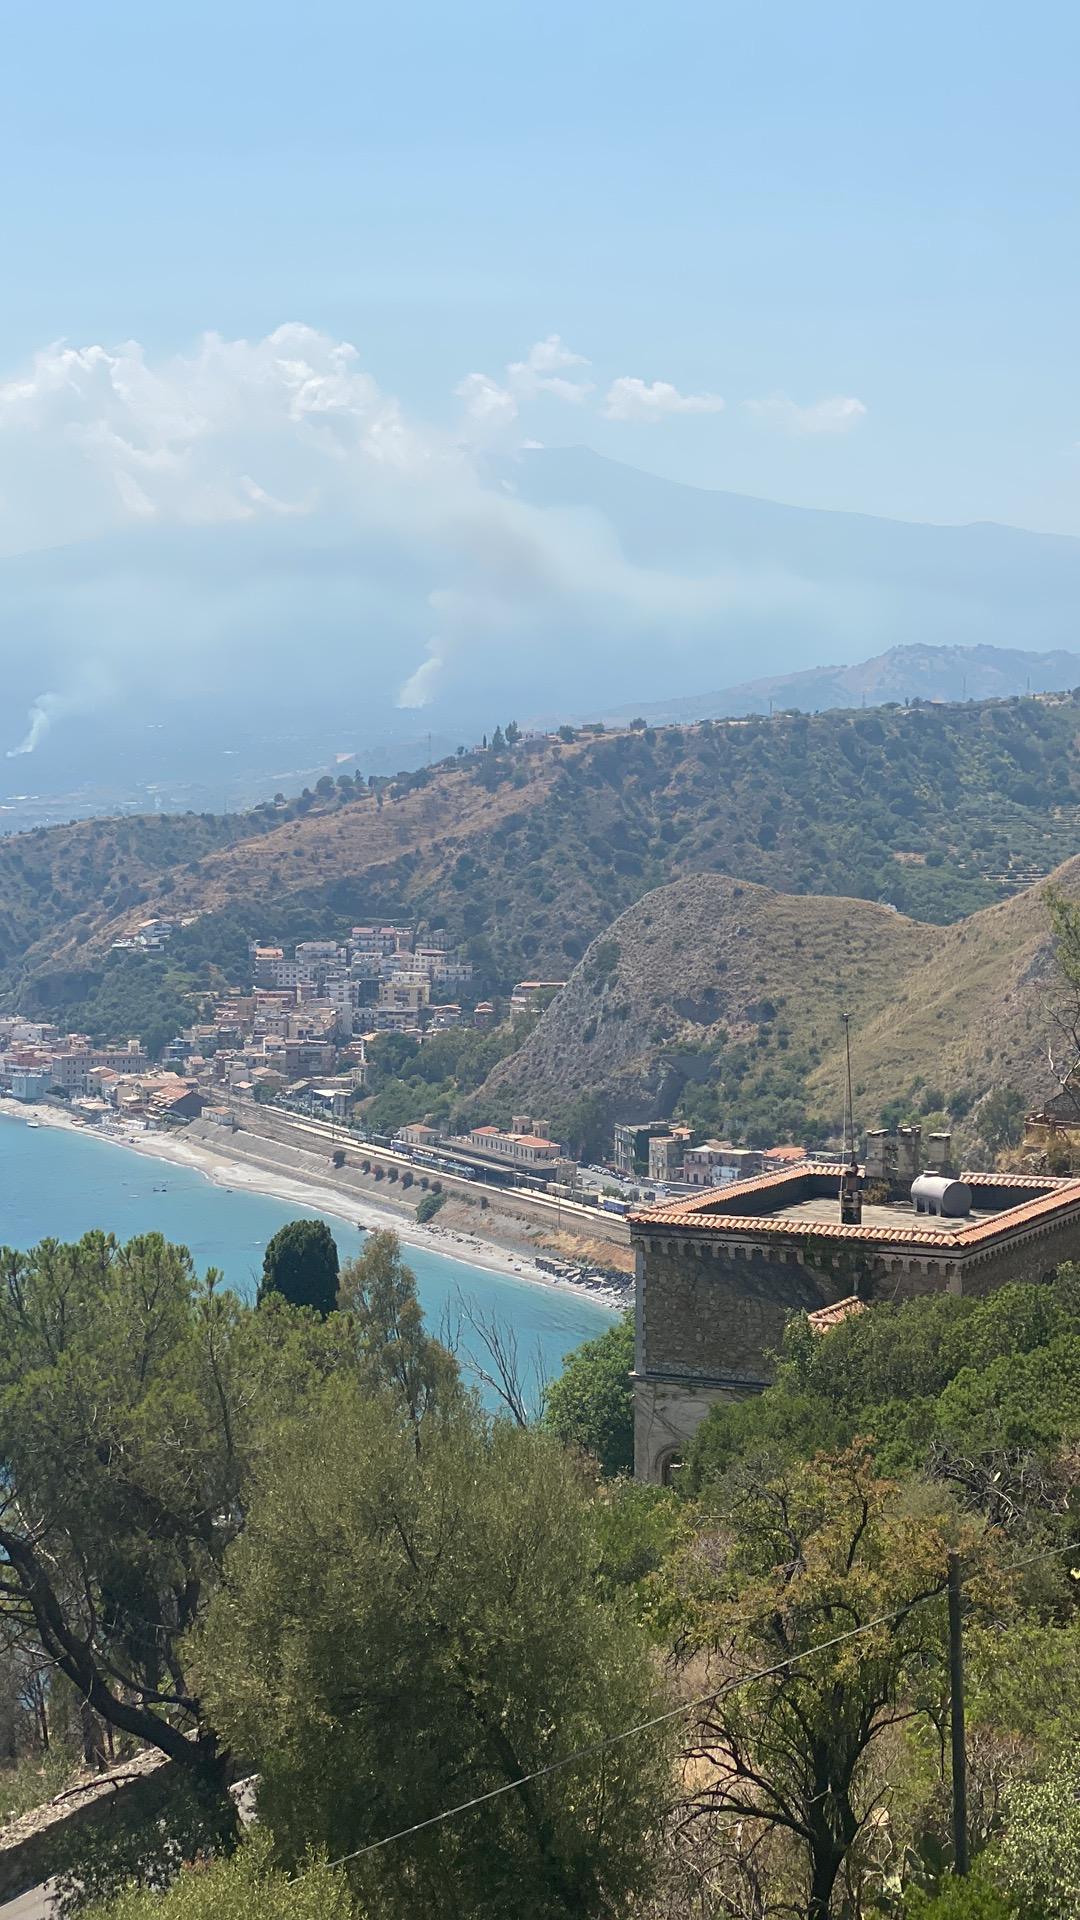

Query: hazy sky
left=4, top=0, right=1079, bottom=536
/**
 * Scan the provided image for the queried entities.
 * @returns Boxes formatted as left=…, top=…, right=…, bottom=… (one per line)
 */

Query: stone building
left=628, top=1158, right=1080, bottom=1482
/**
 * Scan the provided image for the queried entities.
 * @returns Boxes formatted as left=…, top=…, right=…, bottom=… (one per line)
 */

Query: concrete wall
left=0, top=1755, right=171, bottom=1904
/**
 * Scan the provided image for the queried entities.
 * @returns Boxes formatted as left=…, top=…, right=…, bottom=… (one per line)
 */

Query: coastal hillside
left=481, top=856, right=1080, bottom=1148
left=6, top=690, right=1080, bottom=1018
left=481, top=873, right=934, bottom=1139
left=0, top=809, right=266, bottom=976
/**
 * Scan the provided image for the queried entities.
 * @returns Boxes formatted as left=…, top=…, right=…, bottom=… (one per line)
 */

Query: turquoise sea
left=0, top=1115, right=614, bottom=1399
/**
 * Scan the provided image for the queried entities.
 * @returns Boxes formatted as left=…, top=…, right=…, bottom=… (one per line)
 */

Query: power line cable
left=325, top=1532, right=1079, bottom=1871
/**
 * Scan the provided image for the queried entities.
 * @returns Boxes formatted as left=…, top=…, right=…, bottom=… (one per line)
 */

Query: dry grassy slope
left=485, top=859, right=1080, bottom=1130
left=12, top=693, right=1080, bottom=1007
left=28, top=755, right=568, bottom=978
left=826, top=854, right=1080, bottom=1120
left=483, top=873, right=936, bottom=1120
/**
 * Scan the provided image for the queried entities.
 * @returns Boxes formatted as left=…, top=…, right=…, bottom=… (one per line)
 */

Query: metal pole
left=947, top=1552, right=969, bottom=1876
left=841, top=1013, right=849, bottom=1159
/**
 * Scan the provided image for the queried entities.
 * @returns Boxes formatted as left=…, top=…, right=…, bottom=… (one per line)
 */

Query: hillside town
left=0, top=918, right=821, bottom=1202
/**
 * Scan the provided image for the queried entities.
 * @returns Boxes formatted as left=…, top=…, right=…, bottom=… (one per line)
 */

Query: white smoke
left=397, top=645, right=444, bottom=709
left=7, top=692, right=65, bottom=757
left=0, top=325, right=854, bottom=745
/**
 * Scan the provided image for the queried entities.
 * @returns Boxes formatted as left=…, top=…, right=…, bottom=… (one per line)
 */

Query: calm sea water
left=0, top=1115, right=613, bottom=1400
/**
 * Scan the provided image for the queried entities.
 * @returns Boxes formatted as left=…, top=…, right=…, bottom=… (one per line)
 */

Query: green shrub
left=81, top=1833, right=356, bottom=1920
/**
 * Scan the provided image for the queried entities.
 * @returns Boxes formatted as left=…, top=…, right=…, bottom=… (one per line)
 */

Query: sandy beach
left=0, top=1098, right=627, bottom=1310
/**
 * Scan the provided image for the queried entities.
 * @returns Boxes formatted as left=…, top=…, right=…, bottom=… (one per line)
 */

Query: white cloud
left=456, top=334, right=593, bottom=433
left=603, top=376, right=725, bottom=422
left=0, top=325, right=431, bottom=554
left=0, top=323, right=851, bottom=750
left=507, top=334, right=593, bottom=403
left=515, top=334, right=589, bottom=378
left=745, top=392, right=867, bottom=436
left=455, top=371, right=518, bottom=427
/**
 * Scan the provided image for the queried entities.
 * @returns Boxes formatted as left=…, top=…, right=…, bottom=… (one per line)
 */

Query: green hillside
left=5, top=691, right=1080, bottom=1039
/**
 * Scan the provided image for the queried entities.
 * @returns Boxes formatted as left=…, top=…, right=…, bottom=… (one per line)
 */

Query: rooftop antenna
left=839, top=1012, right=863, bottom=1224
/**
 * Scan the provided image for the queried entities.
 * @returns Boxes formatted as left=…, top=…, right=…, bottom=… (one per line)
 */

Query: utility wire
left=325, top=1532, right=1079, bottom=1871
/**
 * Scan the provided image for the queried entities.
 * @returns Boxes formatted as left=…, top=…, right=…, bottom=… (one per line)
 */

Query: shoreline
left=0, top=1099, right=627, bottom=1311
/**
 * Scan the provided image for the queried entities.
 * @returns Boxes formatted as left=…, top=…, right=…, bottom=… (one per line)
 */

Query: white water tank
left=911, top=1173, right=972, bottom=1218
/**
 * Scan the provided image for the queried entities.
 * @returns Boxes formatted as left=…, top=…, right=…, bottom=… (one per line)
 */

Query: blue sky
left=4, top=0, right=1079, bottom=535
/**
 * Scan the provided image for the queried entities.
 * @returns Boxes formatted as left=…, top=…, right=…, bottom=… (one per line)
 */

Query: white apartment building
left=681, top=1143, right=764, bottom=1187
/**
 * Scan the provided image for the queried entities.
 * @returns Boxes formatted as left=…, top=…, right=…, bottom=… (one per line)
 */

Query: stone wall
left=633, top=1376, right=759, bottom=1484
left=639, top=1239, right=848, bottom=1385
left=958, top=1213, right=1080, bottom=1295
left=631, top=1200, right=1080, bottom=1479
left=632, top=1235, right=856, bottom=1479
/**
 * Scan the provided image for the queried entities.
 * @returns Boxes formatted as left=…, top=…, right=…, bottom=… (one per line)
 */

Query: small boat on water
left=27, top=1120, right=41, bottom=1128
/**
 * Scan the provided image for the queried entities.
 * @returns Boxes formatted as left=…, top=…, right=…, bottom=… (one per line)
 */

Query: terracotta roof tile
left=807, top=1296, right=868, bottom=1331
left=629, top=1162, right=1080, bottom=1252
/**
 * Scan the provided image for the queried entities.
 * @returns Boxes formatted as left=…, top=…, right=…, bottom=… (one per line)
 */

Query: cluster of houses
left=2, top=921, right=811, bottom=1199
left=246, top=932, right=565, bottom=1041
left=612, top=1119, right=807, bottom=1190
left=0, top=925, right=564, bottom=1142
left=0, top=1023, right=205, bottom=1123
left=249, top=927, right=476, bottom=1034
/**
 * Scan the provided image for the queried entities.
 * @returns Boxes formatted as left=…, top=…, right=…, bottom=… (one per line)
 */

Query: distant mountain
left=510, top=444, right=1080, bottom=712
left=513, top=445, right=1080, bottom=603
left=5, top=445, right=1080, bottom=826
left=595, top=643, right=1080, bottom=728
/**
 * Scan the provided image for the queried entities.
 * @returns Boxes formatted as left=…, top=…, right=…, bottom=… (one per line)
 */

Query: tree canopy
left=197, top=1381, right=668, bottom=1920
left=11, top=1228, right=1080, bottom=1919
left=83, top=1833, right=355, bottom=1920
left=661, top=1447, right=993, bottom=1920
left=543, top=1315, right=634, bottom=1476
left=257, top=1218, right=340, bottom=1317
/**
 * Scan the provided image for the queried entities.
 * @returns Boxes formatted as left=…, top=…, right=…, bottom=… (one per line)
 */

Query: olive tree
left=197, top=1382, right=670, bottom=1920
left=664, top=1448, right=994, bottom=1920
left=0, top=1232, right=347, bottom=1794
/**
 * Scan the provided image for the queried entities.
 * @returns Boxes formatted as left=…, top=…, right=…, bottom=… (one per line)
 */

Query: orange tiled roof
left=807, top=1295, right=867, bottom=1331
left=629, top=1162, right=1080, bottom=1252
